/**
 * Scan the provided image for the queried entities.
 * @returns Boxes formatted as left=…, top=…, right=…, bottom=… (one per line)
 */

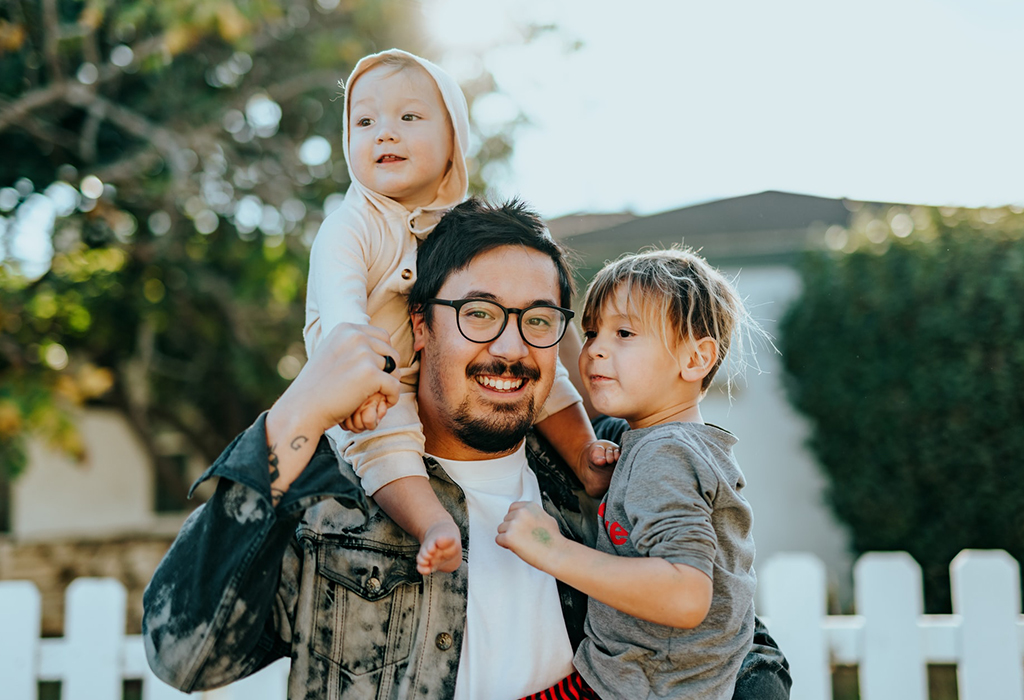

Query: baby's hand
left=495, top=501, right=565, bottom=571
left=577, top=439, right=620, bottom=498
left=415, top=519, right=463, bottom=575
left=340, top=393, right=390, bottom=433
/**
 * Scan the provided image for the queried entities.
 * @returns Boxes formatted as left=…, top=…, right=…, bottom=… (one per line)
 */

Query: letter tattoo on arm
left=290, top=435, right=308, bottom=451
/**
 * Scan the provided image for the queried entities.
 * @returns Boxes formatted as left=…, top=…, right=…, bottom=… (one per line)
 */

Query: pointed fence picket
left=1, top=549, right=1022, bottom=699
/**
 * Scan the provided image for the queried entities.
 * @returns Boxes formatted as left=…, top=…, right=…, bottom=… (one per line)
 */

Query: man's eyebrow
left=462, top=291, right=559, bottom=307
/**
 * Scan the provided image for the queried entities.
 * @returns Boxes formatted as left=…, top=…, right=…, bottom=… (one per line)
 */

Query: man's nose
left=488, top=315, right=530, bottom=361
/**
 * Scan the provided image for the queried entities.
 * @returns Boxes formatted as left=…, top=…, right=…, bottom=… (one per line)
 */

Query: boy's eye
left=616, top=329, right=634, bottom=339
left=355, top=117, right=373, bottom=127
left=582, top=330, right=597, bottom=340
left=402, top=113, right=421, bottom=121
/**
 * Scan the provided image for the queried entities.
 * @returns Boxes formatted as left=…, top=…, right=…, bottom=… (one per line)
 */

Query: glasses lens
left=457, top=300, right=505, bottom=342
left=521, top=306, right=565, bottom=347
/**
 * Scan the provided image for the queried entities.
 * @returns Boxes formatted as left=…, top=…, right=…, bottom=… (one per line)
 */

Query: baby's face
left=348, top=63, right=454, bottom=210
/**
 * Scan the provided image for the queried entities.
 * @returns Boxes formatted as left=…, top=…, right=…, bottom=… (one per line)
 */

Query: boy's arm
left=497, top=502, right=712, bottom=628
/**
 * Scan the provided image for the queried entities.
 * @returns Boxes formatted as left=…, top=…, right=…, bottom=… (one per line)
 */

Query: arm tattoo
left=290, top=435, right=308, bottom=451
left=268, top=443, right=281, bottom=484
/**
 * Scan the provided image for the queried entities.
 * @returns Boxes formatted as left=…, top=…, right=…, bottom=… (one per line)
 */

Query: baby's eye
left=402, top=113, right=421, bottom=121
left=355, top=117, right=373, bottom=127
left=616, top=329, right=635, bottom=339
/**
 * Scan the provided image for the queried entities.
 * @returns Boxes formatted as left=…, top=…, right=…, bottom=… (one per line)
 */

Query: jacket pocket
left=313, top=541, right=421, bottom=677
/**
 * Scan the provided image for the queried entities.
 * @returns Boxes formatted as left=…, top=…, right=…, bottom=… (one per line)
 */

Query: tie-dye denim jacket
left=142, top=413, right=791, bottom=700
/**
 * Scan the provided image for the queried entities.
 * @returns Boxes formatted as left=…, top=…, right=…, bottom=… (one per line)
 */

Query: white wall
left=701, top=265, right=853, bottom=609
left=14, top=409, right=164, bottom=540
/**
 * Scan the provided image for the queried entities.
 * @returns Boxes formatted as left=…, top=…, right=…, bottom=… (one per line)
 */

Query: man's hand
left=495, top=501, right=567, bottom=573
left=576, top=439, right=620, bottom=497
left=265, top=323, right=401, bottom=503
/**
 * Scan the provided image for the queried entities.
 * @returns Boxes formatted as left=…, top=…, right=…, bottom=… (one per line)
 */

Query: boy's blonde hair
left=581, top=248, right=766, bottom=394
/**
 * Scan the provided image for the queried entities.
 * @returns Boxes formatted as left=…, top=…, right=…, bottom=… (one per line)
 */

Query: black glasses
left=425, top=298, right=574, bottom=349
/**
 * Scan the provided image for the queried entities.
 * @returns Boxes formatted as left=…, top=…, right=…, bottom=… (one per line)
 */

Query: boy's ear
left=411, top=311, right=428, bottom=352
left=678, top=337, right=718, bottom=383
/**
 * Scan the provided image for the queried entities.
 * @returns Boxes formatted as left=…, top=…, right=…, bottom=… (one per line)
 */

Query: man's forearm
left=265, top=403, right=321, bottom=506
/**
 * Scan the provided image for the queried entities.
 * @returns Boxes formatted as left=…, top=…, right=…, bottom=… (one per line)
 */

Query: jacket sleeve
left=142, top=413, right=367, bottom=692
left=732, top=616, right=793, bottom=700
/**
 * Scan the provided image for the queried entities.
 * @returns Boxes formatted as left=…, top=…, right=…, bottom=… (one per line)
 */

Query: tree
left=0, top=0, right=518, bottom=506
left=779, top=204, right=1024, bottom=612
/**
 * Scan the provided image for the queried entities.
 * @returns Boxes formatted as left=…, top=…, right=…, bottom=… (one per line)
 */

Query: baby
left=499, top=249, right=762, bottom=699
left=305, top=49, right=616, bottom=574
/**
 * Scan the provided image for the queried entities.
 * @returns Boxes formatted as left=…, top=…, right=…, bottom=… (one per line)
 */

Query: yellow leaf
left=216, top=3, right=251, bottom=43
left=165, top=25, right=198, bottom=55
left=0, top=20, right=26, bottom=54
left=0, top=401, right=22, bottom=437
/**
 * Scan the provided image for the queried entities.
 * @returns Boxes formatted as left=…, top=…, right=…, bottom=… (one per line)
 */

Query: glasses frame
left=425, top=297, right=575, bottom=349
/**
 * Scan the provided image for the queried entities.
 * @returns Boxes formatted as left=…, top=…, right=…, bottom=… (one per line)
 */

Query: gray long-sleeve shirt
left=575, top=422, right=757, bottom=699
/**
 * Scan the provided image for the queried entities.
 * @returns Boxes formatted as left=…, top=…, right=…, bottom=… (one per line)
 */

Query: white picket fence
left=1, top=550, right=1022, bottom=700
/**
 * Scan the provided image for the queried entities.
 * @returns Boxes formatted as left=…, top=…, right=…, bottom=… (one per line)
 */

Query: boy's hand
left=496, top=501, right=567, bottom=572
left=576, top=439, right=620, bottom=497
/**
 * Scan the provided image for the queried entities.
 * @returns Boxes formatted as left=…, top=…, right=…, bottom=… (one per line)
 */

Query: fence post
left=855, top=552, right=927, bottom=700
left=203, top=658, right=290, bottom=700
left=0, top=581, right=42, bottom=700
left=952, top=550, right=1024, bottom=700
left=762, top=552, right=831, bottom=700
left=64, top=578, right=127, bottom=700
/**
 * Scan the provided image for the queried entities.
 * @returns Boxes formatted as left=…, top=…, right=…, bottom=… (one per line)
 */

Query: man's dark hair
left=409, top=198, right=575, bottom=324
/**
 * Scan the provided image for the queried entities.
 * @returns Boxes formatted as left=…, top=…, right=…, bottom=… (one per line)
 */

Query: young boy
left=304, top=49, right=617, bottom=575
left=498, top=249, right=761, bottom=699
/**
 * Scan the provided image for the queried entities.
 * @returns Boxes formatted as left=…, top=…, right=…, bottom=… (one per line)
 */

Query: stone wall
left=0, top=534, right=175, bottom=636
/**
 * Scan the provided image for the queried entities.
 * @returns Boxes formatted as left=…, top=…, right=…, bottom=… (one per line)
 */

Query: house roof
left=558, top=190, right=894, bottom=272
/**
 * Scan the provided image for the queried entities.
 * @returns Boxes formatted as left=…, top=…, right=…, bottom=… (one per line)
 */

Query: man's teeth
left=475, top=376, right=524, bottom=391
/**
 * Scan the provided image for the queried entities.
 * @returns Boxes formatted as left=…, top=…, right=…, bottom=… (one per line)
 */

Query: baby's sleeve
left=304, top=209, right=373, bottom=361
left=534, top=355, right=582, bottom=423
left=622, top=437, right=720, bottom=579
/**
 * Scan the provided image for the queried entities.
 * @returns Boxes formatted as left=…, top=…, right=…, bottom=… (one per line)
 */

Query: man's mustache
left=466, top=360, right=541, bottom=381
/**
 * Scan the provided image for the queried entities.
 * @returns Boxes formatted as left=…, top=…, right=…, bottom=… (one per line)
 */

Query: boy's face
left=579, top=287, right=691, bottom=429
left=348, top=63, right=454, bottom=210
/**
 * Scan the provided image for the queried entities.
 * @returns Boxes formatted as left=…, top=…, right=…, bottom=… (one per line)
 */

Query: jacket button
left=365, top=577, right=381, bottom=594
left=401, top=268, right=413, bottom=280
left=435, top=632, right=453, bottom=650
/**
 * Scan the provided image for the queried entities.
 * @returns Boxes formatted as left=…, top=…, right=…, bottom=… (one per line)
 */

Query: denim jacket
left=143, top=413, right=791, bottom=700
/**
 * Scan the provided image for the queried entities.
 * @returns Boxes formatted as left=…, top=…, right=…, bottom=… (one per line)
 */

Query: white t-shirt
left=431, top=444, right=575, bottom=700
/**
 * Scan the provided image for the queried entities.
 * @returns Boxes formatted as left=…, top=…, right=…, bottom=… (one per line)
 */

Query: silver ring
left=382, top=356, right=396, bottom=374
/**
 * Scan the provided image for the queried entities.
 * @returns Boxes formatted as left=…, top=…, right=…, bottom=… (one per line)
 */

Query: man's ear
left=679, top=337, right=718, bottom=383
left=412, top=311, right=428, bottom=352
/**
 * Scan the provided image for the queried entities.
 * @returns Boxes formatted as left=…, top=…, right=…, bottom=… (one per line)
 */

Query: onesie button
left=401, top=268, right=413, bottom=280
left=365, top=577, right=381, bottom=594
left=435, top=632, right=453, bottom=650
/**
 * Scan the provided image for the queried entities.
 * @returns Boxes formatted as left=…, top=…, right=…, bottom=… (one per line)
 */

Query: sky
left=423, top=0, right=1024, bottom=219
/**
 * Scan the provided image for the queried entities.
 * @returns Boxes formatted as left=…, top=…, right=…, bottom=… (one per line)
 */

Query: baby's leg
left=373, top=476, right=463, bottom=574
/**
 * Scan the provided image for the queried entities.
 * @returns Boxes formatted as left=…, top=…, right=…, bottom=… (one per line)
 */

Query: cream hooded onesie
left=304, top=49, right=580, bottom=494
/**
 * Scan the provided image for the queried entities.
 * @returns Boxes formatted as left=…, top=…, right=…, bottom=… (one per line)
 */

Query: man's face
left=348, top=64, right=454, bottom=210
left=413, top=245, right=561, bottom=460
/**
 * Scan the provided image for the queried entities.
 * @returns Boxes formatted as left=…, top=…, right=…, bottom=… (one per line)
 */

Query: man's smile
left=474, top=375, right=525, bottom=392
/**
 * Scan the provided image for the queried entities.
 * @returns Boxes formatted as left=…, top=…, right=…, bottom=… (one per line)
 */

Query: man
left=143, top=198, right=791, bottom=699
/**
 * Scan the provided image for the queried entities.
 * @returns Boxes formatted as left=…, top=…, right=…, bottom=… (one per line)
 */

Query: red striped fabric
left=520, top=671, right=601, bottom=700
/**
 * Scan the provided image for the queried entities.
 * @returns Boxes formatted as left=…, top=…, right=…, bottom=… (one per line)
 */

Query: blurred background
left=2, top=2, right=1023, bottom=696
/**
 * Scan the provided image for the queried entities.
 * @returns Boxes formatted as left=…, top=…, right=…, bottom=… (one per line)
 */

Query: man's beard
left=448, top=360, right=540, bottom=454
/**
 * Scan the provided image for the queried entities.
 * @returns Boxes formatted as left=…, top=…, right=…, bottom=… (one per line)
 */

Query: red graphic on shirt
left=598, top=502, right=630, bottom=546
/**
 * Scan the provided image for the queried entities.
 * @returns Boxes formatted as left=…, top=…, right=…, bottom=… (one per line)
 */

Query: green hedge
left=780, top=207, right=1024, bottom=613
